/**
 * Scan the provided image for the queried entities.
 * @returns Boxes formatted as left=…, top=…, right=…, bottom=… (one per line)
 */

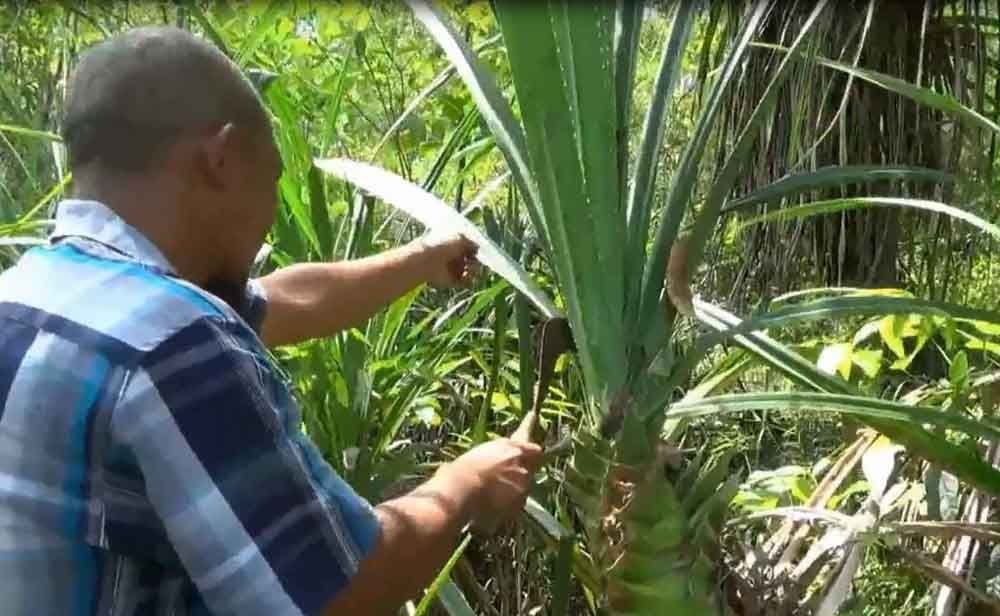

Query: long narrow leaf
left=405, top=0, right=547, bottom=245
left=492, top=2, right=628, bottom=406
left=683, top=300, right=1000, bottom=498
left=722, top=165, right=954, bottom=213
left=551, top=535, right=574, bottom=616
left=682, top=0, right=830, bottom=306
left=753, top=41, right=1000, bottom=135
left=625, top=3, right=697, bottom=313
left=695, top=294, right=1000, bottom=351
left=413, top=534, right=472, bottom=616
left=0, top=124, right=62, bottom=142
left=314, top=158, right=560, bottom=318
left=11, top=173, right=72, bottom=227
left=669, top=392, right=1000, bottom=442
left=613, top=0, right=644, bottom=230
left=738, top=196, right=1000, bottom=240
left=636, top=0, right=772, bottom=342
left=613, top=0, right=643, bottom=167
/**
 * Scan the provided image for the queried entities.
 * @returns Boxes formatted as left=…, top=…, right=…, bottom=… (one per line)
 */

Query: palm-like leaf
left=323, top=1, right=1000, bottom=612
left=313, top=158, right=560, bottom=319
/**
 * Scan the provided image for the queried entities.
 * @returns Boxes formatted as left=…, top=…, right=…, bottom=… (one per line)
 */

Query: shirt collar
left=50, top=199, right=178, bottom=275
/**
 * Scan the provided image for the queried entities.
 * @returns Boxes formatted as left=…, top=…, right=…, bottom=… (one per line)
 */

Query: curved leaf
left=753, top=41, right=1000, bottom=135
left=405, top=0, right=546, bottom=243
left=739, top=197, right=1000, bottom=241
left=723, top=165, right=954, bottom=213
left=314, top=158, right=561, bottom=319
left=668, top=392, right=1000, bottom=442
left=636, top=0, right=772, bottom=338
left=683, top=300, right=1000, bottom=498
left=697, top=294, right=1000, bottom=350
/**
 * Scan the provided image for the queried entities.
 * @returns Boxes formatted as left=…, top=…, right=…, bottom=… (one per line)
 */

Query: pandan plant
left=318, top=1, right=1000, bottom=612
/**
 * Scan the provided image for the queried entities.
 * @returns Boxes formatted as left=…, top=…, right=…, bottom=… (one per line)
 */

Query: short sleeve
left=112, top=317, right=379, bottom=616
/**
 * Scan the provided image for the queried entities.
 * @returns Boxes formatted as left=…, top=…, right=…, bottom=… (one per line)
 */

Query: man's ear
left=198, top=122, right=237, bottom=190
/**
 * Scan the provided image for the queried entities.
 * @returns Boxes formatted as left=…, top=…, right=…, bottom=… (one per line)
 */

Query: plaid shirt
left=0, top=200, right=379, bottom=615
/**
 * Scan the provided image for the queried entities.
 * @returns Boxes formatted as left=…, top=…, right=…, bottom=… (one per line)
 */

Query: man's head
left=63, top=26, right=281, bottom=289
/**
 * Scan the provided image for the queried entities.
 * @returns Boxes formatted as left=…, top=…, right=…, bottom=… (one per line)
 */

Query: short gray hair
left=62, top=26, right=267, bottom=172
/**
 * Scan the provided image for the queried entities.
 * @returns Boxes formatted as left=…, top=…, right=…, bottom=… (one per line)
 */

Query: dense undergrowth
left=4, top=2, right=1000, bottom=614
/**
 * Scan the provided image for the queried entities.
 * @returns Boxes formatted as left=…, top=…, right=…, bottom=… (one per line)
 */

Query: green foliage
left=5, top=1, right=1000, bottom=613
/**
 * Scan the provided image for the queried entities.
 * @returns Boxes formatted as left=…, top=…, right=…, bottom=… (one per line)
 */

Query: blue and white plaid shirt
left=0, top=200, right=380, bottom=615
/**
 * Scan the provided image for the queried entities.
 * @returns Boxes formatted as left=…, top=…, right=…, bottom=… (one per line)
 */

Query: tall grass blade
left=0, top=124, right=61, bottom=142
left=320, top=50, right=354, bottom=157
left=682, top=1, right=830, bottom=301
left=9, top=173, right=72, bottom=227
left=421, top=107, right=479, bottom=192
left=413, top=534, right=472, bottom=616
left=551, top=535, right=574, bottom=616
left=307, top=164, right=333, bottom=258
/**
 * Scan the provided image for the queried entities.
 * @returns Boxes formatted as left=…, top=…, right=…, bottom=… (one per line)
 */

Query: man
left=0, top=26, right=542, bottom=615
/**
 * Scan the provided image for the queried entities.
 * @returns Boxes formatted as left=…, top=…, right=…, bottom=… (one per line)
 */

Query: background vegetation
left=4, top=1, right=1000, bottom=614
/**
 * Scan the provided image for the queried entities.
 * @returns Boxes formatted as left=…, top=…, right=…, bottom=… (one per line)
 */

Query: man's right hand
left=431, top=412, right=543, bottom=533
left=323, top=412, right=544, bottom=616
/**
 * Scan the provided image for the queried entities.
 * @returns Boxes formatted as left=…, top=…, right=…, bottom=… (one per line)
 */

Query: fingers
left=457, top=234, right=478, bottom=258
left=518, top=442, right=544, bottom=473
left=463, top=256, right=482, bottom=280
left=510, top=410, right=538, bottom=443
left=456, top=235, right=480, bottom=286
left=471, top=472, right=533, bottom=536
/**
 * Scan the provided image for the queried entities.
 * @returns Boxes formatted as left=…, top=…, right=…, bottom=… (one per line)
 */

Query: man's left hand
left=416, top=233, right=480, bottom=288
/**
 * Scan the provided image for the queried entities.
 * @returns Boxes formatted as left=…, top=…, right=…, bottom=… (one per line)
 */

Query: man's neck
left=71, top=170, right=214, bottom=286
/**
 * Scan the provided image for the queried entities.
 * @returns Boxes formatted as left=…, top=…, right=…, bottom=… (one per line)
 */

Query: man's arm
left=324, top=425, right=542, bottom=616
left=257, top=234, right=477, bottom=347
left=116, top=316, right=541, bottom=616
